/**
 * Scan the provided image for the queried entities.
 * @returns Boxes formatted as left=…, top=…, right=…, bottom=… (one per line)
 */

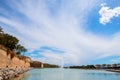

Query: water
left=13, top=68, right=120, bottom=80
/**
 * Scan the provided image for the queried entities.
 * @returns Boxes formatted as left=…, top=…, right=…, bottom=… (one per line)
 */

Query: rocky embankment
left=0, top=48, right=31, bottom=80
left=0, top=67, right=30, bottom=80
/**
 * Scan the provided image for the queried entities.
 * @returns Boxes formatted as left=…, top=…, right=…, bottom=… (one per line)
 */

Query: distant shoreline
left=106, top=69, right=120, bottom=73
left=64, top=68, right=120, bottom=73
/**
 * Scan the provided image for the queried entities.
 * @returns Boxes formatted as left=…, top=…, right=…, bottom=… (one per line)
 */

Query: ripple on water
left=12, top=68, right=120, bottom=80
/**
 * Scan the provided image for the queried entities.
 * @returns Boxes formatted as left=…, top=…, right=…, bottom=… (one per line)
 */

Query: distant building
left=41, top=63, right=44, bottom=68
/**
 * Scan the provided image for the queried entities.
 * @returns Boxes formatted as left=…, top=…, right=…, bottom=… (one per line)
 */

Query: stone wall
left=0, top=49, right=30, bottom=69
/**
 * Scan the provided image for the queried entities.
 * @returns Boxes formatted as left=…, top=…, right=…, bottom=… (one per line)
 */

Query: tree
left=112, top=64, right=117, bottom=68
left=3, top=33, right=19, bottom=50
left=95, top=64, right=101, bottom=69
left=16, top=44, right=27, bottom=55
left=0, top=27, right=4, bottom=45
left=106, top=64, right=111, bottom=69
left=102, top=64, right=106, bottom=69
left=0, top=26, right=27, bottom=55
left=0, top=27, right=3, bottom=34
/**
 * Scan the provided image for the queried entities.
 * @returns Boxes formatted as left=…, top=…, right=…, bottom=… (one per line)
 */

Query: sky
left=0, top=0, right=120, bottom=66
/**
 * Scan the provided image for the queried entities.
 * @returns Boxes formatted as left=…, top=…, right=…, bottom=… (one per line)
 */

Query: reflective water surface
left=13, top=68, right=120, bottom=80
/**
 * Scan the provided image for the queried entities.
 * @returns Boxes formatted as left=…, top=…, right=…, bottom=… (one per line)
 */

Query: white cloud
left=0, top=0, right=120, bottom=65
left=99, top=4, right=120, bottom=25
left=111, top=58, right=120, bottom=63
left=100, top=3, right=107, bottom=7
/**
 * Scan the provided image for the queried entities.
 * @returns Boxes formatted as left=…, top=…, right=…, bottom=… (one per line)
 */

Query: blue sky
left=0, top=0, right=120, bottom=66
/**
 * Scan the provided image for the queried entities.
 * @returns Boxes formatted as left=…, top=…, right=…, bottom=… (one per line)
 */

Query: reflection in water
left=11, top=73, right=28, bottom=80
left=12, top=69, right=120, bottom=80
